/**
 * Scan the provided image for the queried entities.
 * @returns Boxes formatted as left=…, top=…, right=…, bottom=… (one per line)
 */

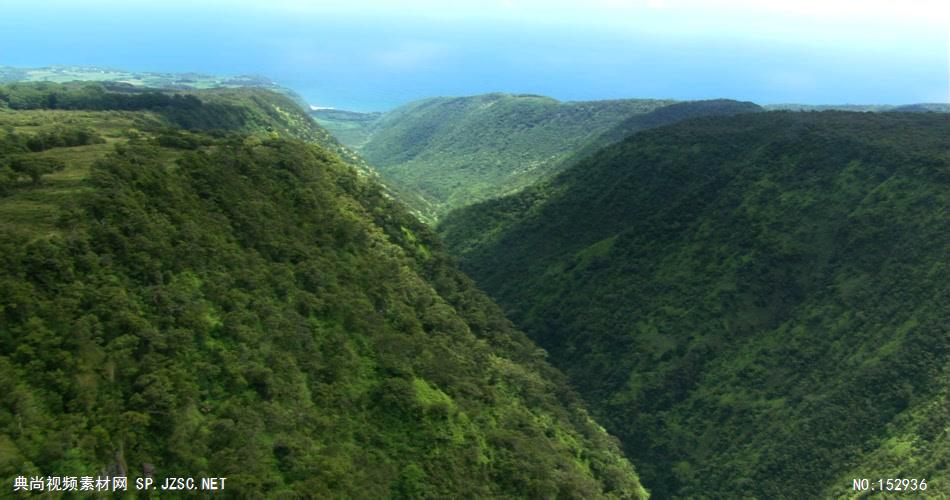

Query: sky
left=1, top=0, right=948, bottom=111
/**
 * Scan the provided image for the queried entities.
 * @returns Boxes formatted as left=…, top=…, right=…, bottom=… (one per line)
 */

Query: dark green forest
left=440, top=111, right=950, bottom=498
left=0, top=84, right=647, bottom=498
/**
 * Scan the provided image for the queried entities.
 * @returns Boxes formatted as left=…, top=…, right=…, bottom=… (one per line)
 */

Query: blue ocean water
left=1, top=3, right=946, bottom=112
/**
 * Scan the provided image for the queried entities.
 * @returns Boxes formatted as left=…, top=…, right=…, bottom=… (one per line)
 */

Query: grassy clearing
left=0, top=110, right=141, bottom=237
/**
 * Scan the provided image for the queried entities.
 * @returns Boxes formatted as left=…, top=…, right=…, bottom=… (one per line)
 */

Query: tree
left=0, top=165, right=17, bottom=194
left=9, top=156, right=66, bottom=185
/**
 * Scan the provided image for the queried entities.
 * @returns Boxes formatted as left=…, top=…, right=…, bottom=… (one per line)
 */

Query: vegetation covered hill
left=555, top=99, right=762, bottom=174
left=763, top=102, right=950, bottom=113
left=0, top=84, right=647, bottom=498
left=0, top=65, right=311, bottom=109
left=334, top=93, right=679, bottom=217
left=0, top=81, right=439, bottom=223
left=440, top=111, right=950, bottom=498
left=320, top=95, right=763, bottom=219
left=0, top=81, right=343, bottom=162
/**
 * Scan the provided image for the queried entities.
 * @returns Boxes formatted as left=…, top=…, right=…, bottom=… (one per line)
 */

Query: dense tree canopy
left=440, top=111, right=950, bottom=498
left=334, top=94, right=677, bottom=218
left=0, top=86, right=647, bottom=498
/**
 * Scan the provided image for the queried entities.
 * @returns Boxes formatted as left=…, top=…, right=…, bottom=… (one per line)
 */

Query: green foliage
left=0, top=64, right=312, bottom=109
left=6, top=156, right=66, bottom=185
left=153, top=129, right=207, bottom=150
left=765, top=103, right=950, bottom=113
left=0, top=133, right=28, bottom=157
left=0, top=81, right=201, bottom=111
left=559, top=99, right=763, bottom=169
left=441, top=111, right=950, bottom=498
left=0, top=82, right=411, bottom=219
left=0, top=82, right=340, bottom=160
left=340, top=96, right=761, bottom=220
left=2, top=125, right=104, bottom=156
left=0, top=165, right=16, bottom=195
left=0, top=98, right=647, bottom=498
left=351, top=93, right=679, bottom=217
left=825, top=370, right=950, bottom=498
left=24, top=126, right=105, bottom=152
left=173, top=87, right=435, bottom=224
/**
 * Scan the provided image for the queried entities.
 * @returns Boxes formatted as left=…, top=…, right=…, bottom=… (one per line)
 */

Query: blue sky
left=1, top=0, right=947, bottom=110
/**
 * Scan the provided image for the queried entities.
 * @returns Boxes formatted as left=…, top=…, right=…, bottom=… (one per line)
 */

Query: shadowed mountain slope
left=440, top=111, right=950, bottom=498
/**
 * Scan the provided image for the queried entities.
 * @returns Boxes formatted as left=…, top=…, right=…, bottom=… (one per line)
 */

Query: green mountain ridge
left=0, top=83, right=648, bottom=498
left=763, top=102, right=950, bottom=113
left=554, top=99, right=764, bottom=176
left=439, top=111, right=950, bottom=498
left=0, top=65, right=311, bottom=109
left=0, top=79, right=440, bottom=224
left=314, top=94, right=946, bottom=221
left=319, top=93, right=681, bottom=218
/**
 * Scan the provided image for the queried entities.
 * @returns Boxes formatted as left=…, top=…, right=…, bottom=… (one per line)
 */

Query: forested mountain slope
left=560, top=99, right=762, bottom=169
left=321, top=95, right=763, bottom=219
left=764, top=102, right=950, bottom=112
left=440, top=111, right=950, bottom=498
left=346, top=93, right=678, bottom=217
left=0, top=81, right=360, bottom=171
left=0, top=65, right=312, bottom=110
left=0, top=81, right=436, bottom=224
left=0, top=84, right=647, bottom=498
